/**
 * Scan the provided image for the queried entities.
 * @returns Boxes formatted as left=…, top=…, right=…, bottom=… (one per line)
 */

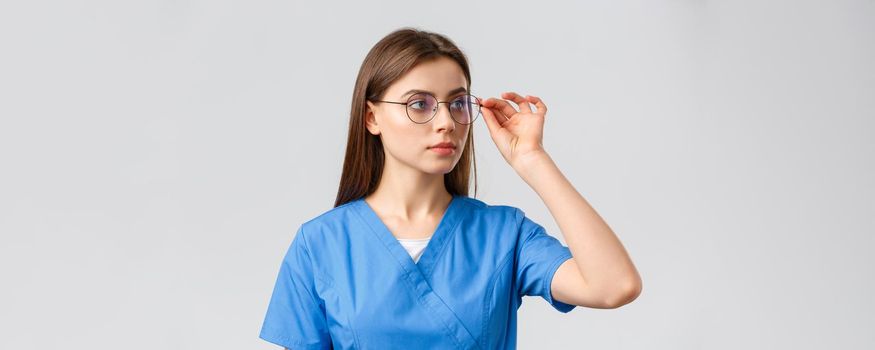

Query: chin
left=423, top=163, right=457, bottom=175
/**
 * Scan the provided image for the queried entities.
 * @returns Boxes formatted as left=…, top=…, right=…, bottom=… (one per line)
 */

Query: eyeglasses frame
left=369, top=92, right=483, bottom=125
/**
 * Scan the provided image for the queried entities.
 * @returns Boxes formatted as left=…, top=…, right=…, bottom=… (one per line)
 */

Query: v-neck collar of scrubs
left=355, top=194, right=462, bottom=275
left=353, top=194, right=481, bottom=349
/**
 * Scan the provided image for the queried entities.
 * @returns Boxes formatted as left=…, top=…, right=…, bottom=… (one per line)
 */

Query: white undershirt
left=396, top=236, right=432, bottom=263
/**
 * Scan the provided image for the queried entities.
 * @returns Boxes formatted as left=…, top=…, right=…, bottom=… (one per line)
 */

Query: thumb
left=480, top=105, right=503, bottom=139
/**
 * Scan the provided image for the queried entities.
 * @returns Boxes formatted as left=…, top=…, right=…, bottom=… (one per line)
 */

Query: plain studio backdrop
left=1, top=0, right=872, bottom=349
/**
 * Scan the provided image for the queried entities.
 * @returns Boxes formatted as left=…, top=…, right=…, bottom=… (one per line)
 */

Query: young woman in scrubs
left=259, top=27, right=642, bottom=350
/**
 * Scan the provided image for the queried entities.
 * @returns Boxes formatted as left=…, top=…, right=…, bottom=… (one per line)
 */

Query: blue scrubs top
left=259, top=194, right=576, bottom=349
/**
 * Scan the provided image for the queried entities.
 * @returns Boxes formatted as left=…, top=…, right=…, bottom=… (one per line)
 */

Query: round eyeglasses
left=370, top=92, right=482, bottom=125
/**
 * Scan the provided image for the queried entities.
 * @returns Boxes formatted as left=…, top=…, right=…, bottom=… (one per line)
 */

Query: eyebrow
left=401, top=87, right=468, bottom=99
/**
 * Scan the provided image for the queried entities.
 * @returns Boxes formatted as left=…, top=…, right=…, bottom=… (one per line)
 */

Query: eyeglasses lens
left=406, top=93, right=481, bottom=124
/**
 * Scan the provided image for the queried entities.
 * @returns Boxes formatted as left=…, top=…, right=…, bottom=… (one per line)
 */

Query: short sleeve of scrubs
left=259, top=226, right=332, bottom=350
left=515, top=210, right=577, bottom=313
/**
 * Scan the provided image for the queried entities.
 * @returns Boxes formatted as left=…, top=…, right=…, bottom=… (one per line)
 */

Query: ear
left=365, top=101, right=381, bottom=136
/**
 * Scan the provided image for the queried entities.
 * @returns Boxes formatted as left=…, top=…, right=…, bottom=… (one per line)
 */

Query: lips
left=429, top=142, right=456, bottom=149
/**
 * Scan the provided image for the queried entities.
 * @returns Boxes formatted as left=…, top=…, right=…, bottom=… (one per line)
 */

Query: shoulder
left=455, top=195, right=528, bottom=227
left=294, top=199, right=362, bottom=241
left=458, top=196, right=547, bottom=237
left=455, top=195, right=511, bottom=213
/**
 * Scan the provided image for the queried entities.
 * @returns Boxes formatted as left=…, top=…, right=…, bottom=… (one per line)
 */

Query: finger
left=501, top=91, right=532, bottom=113
left=486, top=105, right=510, bottom=125
left=482, top=97, right=519, bottom=119
left=480, top=105, right=506, bottom=136
left=526, top=95, right=548, bottom=115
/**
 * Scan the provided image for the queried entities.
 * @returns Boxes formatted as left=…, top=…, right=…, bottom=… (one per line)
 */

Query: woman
left=259, top=27, right=642, bottom=350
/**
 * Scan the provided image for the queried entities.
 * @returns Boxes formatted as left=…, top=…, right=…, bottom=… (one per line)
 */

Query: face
left=365, top=56, right=471, bottom=175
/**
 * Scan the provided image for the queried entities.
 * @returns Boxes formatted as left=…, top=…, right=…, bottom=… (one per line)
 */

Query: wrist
left=512, top=149, right=553, bottom=177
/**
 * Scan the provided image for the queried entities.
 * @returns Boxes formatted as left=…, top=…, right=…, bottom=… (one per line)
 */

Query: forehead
left=386, top=56, right=468, bottom=99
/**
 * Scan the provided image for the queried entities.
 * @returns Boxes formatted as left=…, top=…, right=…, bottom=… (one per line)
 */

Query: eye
left=450, top=96, right=467, bottom=109
left=408, top=100, right=427, bottom=110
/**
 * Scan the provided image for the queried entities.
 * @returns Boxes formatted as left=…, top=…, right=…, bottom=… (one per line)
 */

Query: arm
left=515, top=151, right=641, bottom=309
left=481, top=92, right=642, bottom=309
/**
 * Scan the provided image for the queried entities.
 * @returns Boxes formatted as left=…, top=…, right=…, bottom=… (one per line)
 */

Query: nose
left=432, top=102, right=455, bottom=132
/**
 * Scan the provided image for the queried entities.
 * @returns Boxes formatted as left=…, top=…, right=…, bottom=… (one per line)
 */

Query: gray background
left=1, top=0, right=873, bottom=349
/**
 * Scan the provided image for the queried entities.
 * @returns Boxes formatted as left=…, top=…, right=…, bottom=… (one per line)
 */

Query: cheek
left=456, top=127, right=470, bottom=146
left=394, top=133, right=422, bottom=151
left=376, top=114, right=404, bottom=140
left=381, top=125, right=423, bottom=154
